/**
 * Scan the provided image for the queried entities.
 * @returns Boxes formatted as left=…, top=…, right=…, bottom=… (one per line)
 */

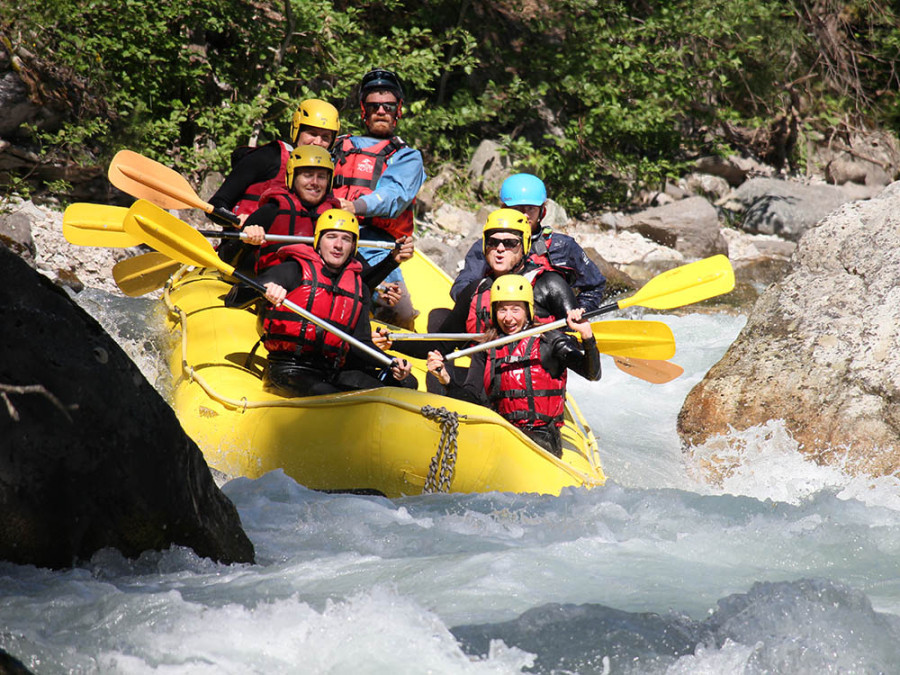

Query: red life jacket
left=254, top=188, right=339, bottom=272
left=232, top=140, right=292, bottom=219
left=331, top=135, right=414, bottom=239
left=484, top=335, right=567, bottom=429
left=465, top=266, right=554, bottom=333
left=261, top=244, right=365, bottom=368
left=465, top=277, right=493, bottom=334
left=527, top=236, right=556, bottom=276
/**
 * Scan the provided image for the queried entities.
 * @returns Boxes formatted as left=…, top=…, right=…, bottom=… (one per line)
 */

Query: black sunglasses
left=363, top=101, right=399, bottom=115
left=485, top=236, right=522, bottom=251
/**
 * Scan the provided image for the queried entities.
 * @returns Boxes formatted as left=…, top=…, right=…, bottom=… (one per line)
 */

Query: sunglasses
left=485, top=236, right=522, bottom=251
left=363, top=101, right=399, bottom=115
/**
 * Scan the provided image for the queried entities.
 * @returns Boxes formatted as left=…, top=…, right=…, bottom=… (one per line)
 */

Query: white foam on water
left=90, top=587, right=534, bottom=674
left=683, top=418, right=900, bottom=512
left=666, top=639, right=758, bottom=674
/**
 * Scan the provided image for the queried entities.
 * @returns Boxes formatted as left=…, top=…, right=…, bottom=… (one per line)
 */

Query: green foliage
left=4, top=0, right=899, bottom=210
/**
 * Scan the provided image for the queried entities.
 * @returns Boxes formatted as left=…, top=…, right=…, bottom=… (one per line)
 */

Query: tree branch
left=0, top=383, right=77, bottom=423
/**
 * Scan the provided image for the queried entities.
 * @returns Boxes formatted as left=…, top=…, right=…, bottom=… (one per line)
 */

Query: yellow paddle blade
left=619, top=254, right=735, bottom=310
left=62, top=203, right=141, bottom=248
left=613, top=356, right=684, bottom=384
left=109, top=150, right=209, bottom=212
left=113, top=252, right=183, bottom=297
left=122, top=199, right=235, bottom=276
left=590, top=320, right=676, bottom=360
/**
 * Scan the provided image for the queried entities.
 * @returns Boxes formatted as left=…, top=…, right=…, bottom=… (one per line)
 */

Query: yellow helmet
left=290, top=99, right=341, bottom=148
left=490, top=274, right=534, bottom=323
left=314, top=208, right=359, bottom=254
left=482, top=208, right=531, bottom=256
left=285, top=145, right=334, bottom=190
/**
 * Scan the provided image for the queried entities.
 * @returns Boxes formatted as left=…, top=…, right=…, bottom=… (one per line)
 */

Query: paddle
left=113, top=252, right=183, bottom=297
left=384, top=319, right=676, bottom=361
left=61, top=201, right=394, bottom=250
left=121, top=199, right=395, bottom=368
left=109, top=150, right=241, bottom=226
left=446, top=255, right=734, bottom=362
left=612, top=356, right=684, bottom=384
left=62, top=204, right=141, bottom=248
left=206, top=230, right=394, bottom=249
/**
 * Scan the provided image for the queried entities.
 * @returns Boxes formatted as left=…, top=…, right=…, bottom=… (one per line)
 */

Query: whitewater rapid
left=3, top=305, right=900, bottom=674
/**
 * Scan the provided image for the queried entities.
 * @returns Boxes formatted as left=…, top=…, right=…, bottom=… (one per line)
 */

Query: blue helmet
left=500, top=173, right=547, bottom=207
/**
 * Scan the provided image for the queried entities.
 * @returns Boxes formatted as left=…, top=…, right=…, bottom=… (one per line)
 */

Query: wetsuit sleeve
left=341, top=292, right=417, bottom=388
left=541, top=331, right=602, bottom=381
left=343, top=292, right=386, bottom=365
left=243, top=202, right=279, bottom=232
left=355, top=146, right=426, bottom=219
left=207, top=144, right=283, bottom=216
left=549, top=234, right=607, bottom=311
left=359, top=249, right=400, bottom=290
left=532, top=271, right=578, bottom=322
left=450, top=240, right=489, bottom=301
left=445, top=351, right=490, bottom=406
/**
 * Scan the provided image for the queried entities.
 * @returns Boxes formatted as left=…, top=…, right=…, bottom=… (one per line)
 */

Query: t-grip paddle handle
left=209, top=205, right=241, bottom=227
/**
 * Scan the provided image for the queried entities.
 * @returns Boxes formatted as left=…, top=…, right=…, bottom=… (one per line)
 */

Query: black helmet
left=359, top=68, right=404, bottom=102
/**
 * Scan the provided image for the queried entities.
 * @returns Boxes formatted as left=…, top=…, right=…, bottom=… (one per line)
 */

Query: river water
left=3, top=300, right=900, bottom=674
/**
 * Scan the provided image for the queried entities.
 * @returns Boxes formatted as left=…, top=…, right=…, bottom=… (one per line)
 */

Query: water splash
left=69, top=286, right=173, bottom=394
left=684, top=419, right=900, bottom=510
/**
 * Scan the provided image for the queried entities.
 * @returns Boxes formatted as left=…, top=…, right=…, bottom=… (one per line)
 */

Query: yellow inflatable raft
left=162, top=250, right=605, bottom=497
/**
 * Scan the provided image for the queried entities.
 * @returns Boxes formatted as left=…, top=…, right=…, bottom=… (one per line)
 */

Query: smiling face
left=484, top=229, right=525, bottom=275
left=317, top=230, right=355, bottom=270
left=494, top=301, right=529, bottom=335
left=296, top=125, right=336, bottom=149
left=292, top=167, right=330, bottom=205
left=361, top=91, right=400, bottom=137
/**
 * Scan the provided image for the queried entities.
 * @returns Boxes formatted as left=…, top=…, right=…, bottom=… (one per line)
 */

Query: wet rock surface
left=0, top=245, right=254, bottom=568
left=678, top=181, right=900, bottom=476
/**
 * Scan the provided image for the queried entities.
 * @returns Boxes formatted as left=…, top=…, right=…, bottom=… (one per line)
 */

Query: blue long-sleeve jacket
left=450, top=229, right=607, bottom=311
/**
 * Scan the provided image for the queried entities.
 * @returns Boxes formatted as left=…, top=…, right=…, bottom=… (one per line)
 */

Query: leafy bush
left=3, top=0, right=898, bottom=212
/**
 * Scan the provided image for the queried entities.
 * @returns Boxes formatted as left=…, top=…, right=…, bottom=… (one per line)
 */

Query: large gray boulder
left=620, top=196, right=728, bottom=259
left=0, top=245, right=254, bottom=568
left=678, top=181, right=900, bottom=476
left=467, top=139, right=511, bottom=199
left=725, top=177, right=881, bottom=241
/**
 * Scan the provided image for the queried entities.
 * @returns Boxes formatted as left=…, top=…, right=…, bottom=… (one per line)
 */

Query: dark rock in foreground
left=0, top=244, right=254, bottom=568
